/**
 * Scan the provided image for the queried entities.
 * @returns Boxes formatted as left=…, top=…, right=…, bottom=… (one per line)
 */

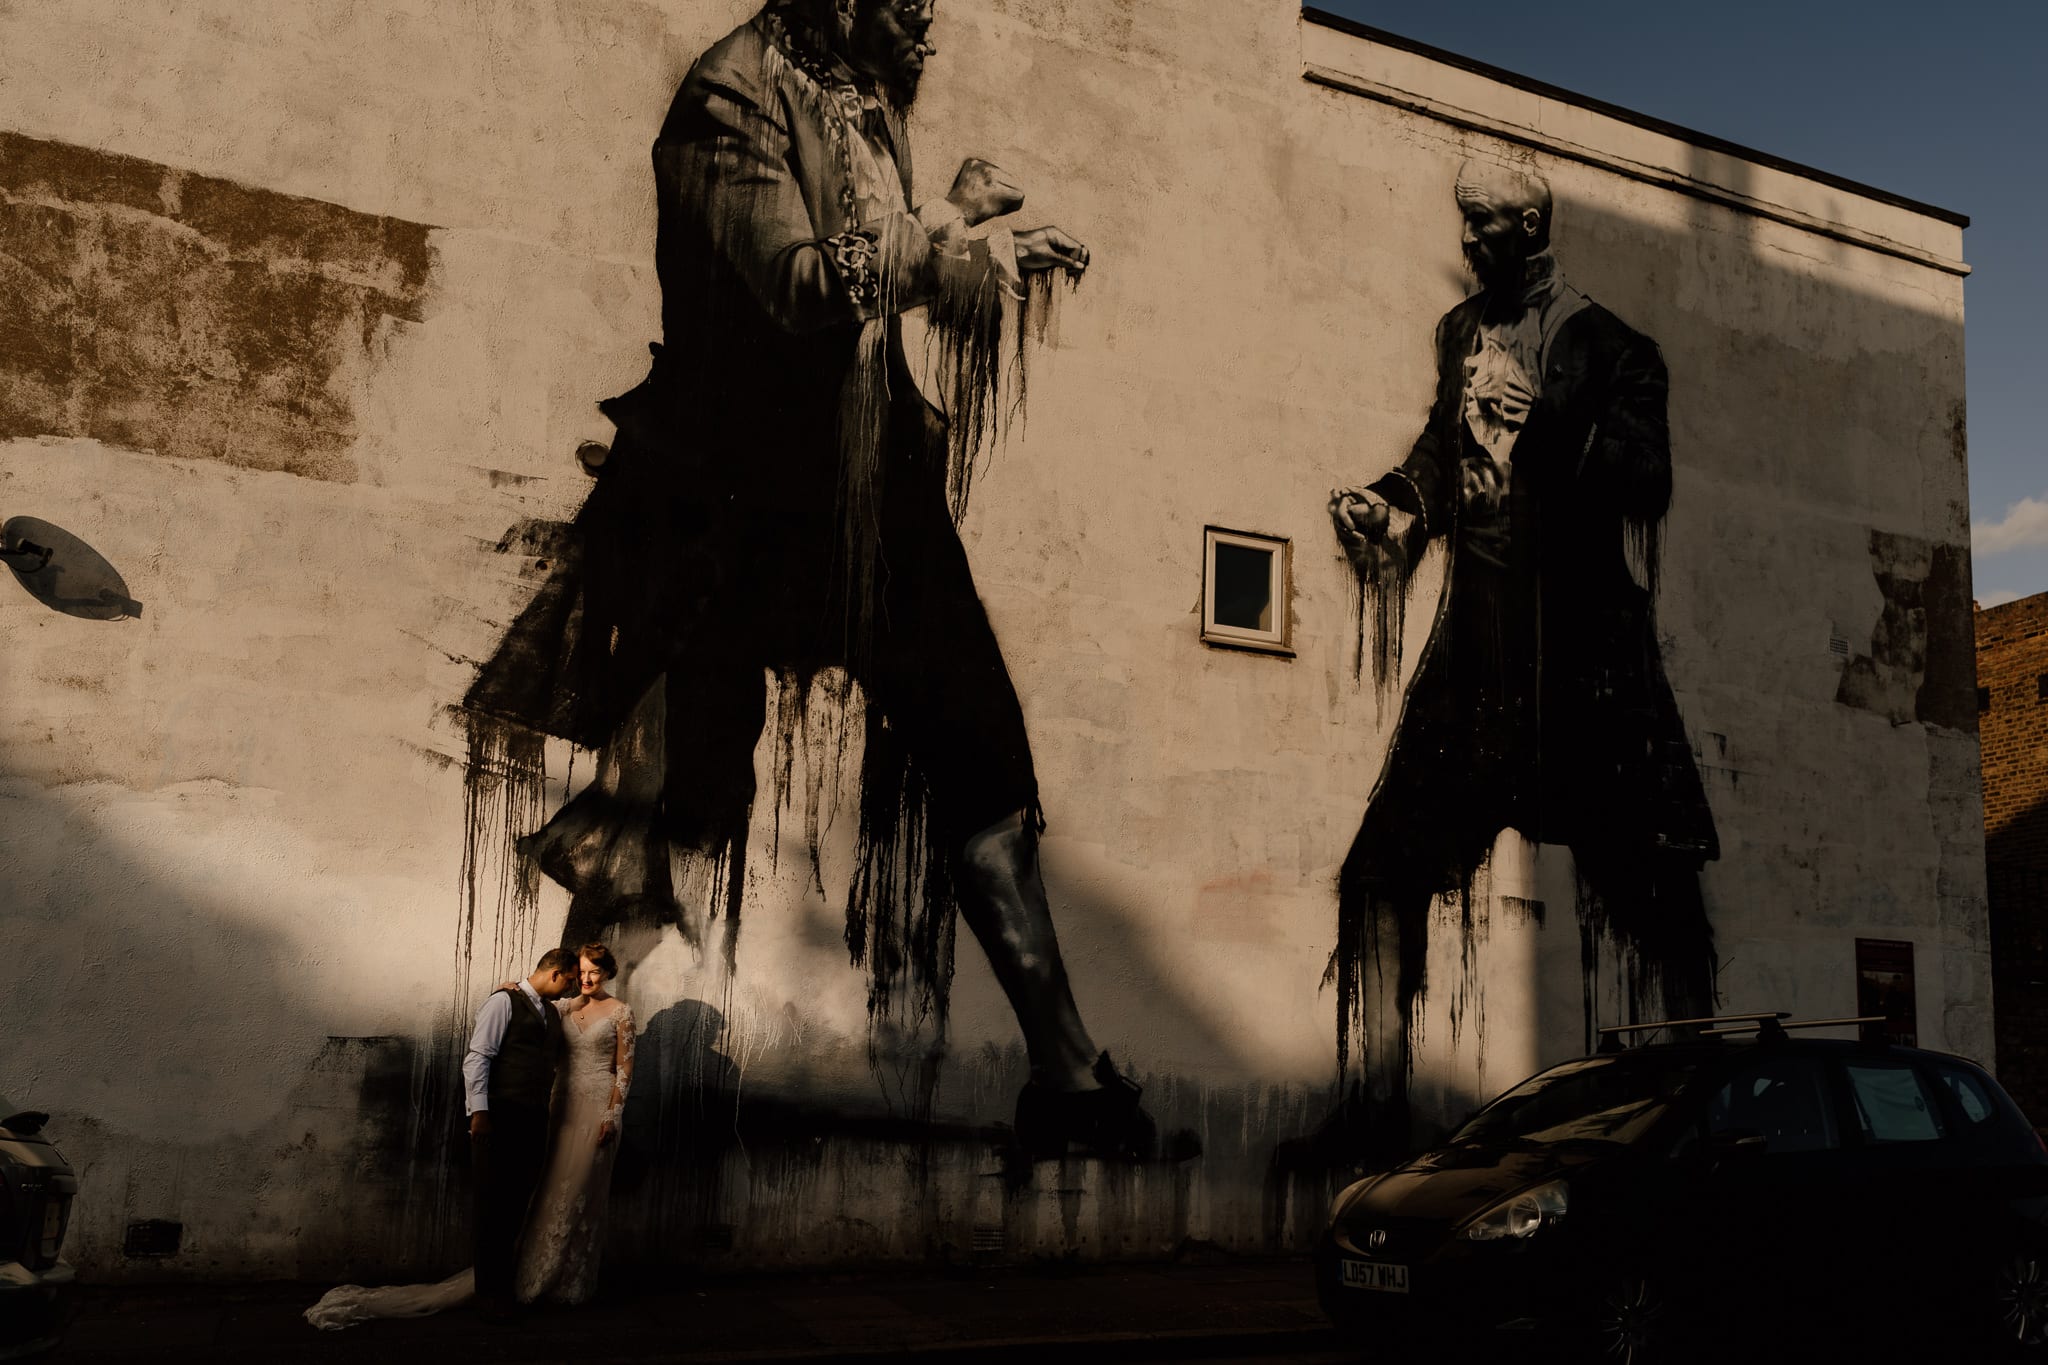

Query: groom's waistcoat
left=488, top=987, right=563, bottom=1113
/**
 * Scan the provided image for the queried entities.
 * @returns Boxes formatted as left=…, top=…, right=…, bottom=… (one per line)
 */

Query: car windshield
left=1451, top=1056, right=1701, bottom=1148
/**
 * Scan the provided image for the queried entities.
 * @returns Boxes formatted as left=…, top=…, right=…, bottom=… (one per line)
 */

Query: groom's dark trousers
left=472, top=985, right=564, bottom=1307
left=472, top=1101, right=550, bottom=1306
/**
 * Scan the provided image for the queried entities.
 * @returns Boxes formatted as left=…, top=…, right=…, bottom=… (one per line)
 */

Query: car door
left=1843, top=1055, right=2048, bottom=1334
left=1667, top=1053, right=1850, bottom=1349
left=1821, top=1055, right=1966, bottom=1338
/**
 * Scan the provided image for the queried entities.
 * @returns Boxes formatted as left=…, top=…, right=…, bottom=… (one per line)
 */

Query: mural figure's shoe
left=1013, top=1052, right=1159, bottom=1161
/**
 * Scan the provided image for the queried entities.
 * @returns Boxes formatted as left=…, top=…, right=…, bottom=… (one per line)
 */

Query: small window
left=1844, top=1062, right=1947, bottom=1143
left=1201, top=527, right=1291, bottom=655
left=1978, top=686, right=1992, bottom=713
left=2037, top=673, right=2048, bottom=703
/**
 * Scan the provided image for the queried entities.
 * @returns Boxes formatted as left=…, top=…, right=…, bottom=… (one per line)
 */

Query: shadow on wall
left=1990, top=797, right=2048, bottom=887
left=533, top=869, right=1333, bottom=1267
left=609, top=997, right=741, bottom=1258
left=6, top=783, right=1336, bottom=1283
left=364, top=865, right=1360, bottom=1269
left=2, top=516, right=144, bottom=620
left=0, top=778, right=476, bottom=1280
left=1989, top=843, right=2048, bottom=1127
left=592, top=992, right=1220, bottom=1270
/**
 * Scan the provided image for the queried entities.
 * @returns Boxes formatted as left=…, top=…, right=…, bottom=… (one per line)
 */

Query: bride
left=305, top=943, right=637, bottom=1328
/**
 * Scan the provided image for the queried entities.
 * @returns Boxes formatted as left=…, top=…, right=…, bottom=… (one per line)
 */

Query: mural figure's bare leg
left=958, top=810, right=1157, bottom=1158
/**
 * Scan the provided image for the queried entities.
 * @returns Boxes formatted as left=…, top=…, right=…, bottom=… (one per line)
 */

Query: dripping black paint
left=457, top=0, right=1160, bottom=1163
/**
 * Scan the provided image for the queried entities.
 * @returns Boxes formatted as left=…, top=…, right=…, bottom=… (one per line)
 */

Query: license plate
left=1341, top=1258, right=1409, bottom=1293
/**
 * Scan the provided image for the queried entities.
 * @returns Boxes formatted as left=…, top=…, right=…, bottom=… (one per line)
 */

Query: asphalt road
left=1159, top=1352, right=1359, bottom=1365
left=53, top=1262, right=1347, bottom=1364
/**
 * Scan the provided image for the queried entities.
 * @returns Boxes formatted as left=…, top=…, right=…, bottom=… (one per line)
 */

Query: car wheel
left=1587, top=1271, right=1673, bottom=1365
left=1991, top=1247, right=2048, bottom=1353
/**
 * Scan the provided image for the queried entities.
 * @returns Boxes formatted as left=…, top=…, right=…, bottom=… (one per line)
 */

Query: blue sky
left=1313, top=0, right=2047, bottom=606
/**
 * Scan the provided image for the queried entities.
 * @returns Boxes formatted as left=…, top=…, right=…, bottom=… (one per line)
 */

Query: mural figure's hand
left=1329, top=488, right=1413, bottom=580
left=497, top=980, right=519, bottom=993
left=1016, top=226, right=1090, bottom=275
left=1459, top=456, right=1505, bottom=515
left=1330, top=487, right=1387, bottom=542
left=597, top=1119, right=617, bottom=1148
left=946, top=158, right=1025, bottom=226
left=470, top=1111, right=491, bottom=1138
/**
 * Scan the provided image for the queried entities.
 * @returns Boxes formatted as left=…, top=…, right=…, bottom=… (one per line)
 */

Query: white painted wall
left=0, top=0, right=1978, bottom=1278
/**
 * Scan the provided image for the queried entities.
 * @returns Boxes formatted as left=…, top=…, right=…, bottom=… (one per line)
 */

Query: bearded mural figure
left=1327, top=161, right=1719, bottom=1150
left=462, top=0, right=1157, bottom=1160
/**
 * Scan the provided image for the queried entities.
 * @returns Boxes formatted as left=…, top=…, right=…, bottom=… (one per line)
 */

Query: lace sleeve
left=602, top=1004, right=636, bottom=1130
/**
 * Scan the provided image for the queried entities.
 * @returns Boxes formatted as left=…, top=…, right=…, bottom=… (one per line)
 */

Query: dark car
left=0, top=1099, right=75, bottom=1360
left=1316, top=1014, right=2048, bottom=1361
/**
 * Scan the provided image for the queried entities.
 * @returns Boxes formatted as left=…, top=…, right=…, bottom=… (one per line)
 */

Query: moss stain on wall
left=0, top=131, right=434, bottom=482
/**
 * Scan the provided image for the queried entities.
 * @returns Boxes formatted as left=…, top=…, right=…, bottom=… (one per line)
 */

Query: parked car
left=0, top=1099, right=75, bottom=1360
left=1316, top=1014, right=2048, bottom=1361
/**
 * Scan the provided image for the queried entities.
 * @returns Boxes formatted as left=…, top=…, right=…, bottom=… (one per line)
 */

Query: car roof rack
left=1595, top=1012, right=1791, bottom=1050
left=1699, top=1015, right=1888, bottom=1038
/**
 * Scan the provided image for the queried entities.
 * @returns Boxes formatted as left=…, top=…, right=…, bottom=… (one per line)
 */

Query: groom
left=462, top=948, right=576, bottom=1317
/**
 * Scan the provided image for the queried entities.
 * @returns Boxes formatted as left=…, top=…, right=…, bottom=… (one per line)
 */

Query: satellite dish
left=3, top=516, right=142, bottom=620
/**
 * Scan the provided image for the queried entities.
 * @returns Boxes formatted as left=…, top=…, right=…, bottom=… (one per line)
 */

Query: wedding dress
left=515, top=997, right=634, bottom=1304
left=304, top=997, right=636, bottom=1329
left=302, top=1268, right=475, bottom=1329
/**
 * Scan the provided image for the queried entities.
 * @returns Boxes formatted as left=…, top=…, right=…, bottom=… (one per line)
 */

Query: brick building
left=1981, top=592, right=2048, bottom=1121
left=1980, top=593, right=2048, bottom=866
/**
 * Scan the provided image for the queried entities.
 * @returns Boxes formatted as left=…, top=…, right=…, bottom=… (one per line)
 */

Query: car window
left=1705, top=1056, right=1839, bottom=1154
left=1933, top=1063, right=1996, bottom=1127
left=1844, top=1062, right=1947, bottom=1143
left=1452, top=1056, right=1699, bottom=1148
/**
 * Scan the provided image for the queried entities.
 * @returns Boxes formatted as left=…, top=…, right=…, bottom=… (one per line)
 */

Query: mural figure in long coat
left=1328, top=160, right=1719, bottom=1148
left=464, top=0, right=1156, bottom=1159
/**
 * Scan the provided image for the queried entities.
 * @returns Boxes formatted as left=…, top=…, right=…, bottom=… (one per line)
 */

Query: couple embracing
left=306, top=944, right=636, bottom=1328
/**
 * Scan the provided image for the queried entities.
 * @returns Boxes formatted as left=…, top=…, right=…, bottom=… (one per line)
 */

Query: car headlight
left=1459, top=1178, right=1568, bottom=1241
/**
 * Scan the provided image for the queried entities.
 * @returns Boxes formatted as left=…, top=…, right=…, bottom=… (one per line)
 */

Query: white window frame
left=1201, top=525, right=1292, bottom=656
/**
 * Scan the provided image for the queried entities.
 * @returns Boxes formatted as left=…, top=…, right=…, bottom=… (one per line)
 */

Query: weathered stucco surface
left=0, top=131, right=433, bottom=482
left=0, top=0, right=1981, bottom=1279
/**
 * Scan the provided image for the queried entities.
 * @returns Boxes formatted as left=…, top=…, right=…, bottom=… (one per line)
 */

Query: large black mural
left=453, top=4, right=1720, bottom=1181
left=1327, top=160, right=1719, bottom=1150
left=459, top=0, right=1155, bottom=1161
